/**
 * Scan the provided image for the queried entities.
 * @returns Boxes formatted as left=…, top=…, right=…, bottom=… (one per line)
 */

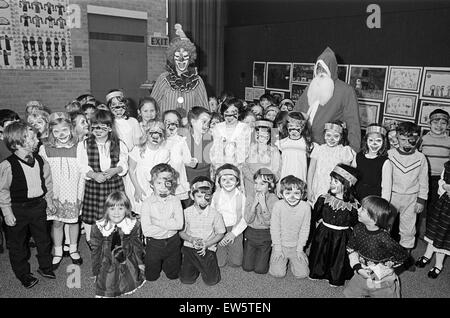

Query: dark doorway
left=88, top=14, right=147, bottom=104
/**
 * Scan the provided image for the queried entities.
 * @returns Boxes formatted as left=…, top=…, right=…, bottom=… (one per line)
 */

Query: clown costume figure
left=151, top=24, right=209, bottom=116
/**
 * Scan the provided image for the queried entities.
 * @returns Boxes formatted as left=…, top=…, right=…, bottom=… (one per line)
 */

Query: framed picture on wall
left=253, top=61, right=266, bottom=88
left=382, top=116, right=415, bottom=128
left=266, top=62, right=292, bottom=92
left=253, top=88, right=266, bottom=100
left=387, top=66, right=423, bottom=93
left=383, top=92, right=418, bottom=120
left=349, top=65, right=388, bottom=102
left=245, top=87, right=254, bottom=101
left=418, top=100, right=450, bottom=126
left=291, top=83, right=308, bottom=103
left=337, top=64, right=349, bottom=83
left=292, top=63, right=314, bottom=84
left=359, top=101, right=380, bottom=128
left=420, top=67, right=450, bottom=102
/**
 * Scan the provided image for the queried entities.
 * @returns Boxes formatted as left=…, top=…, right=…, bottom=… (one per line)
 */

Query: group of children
left=0, top=90, right=449, bottom=298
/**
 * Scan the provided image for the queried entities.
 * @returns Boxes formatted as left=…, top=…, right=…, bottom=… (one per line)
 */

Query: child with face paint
left=126, top=121, right=170, bottom=215
left=39, top=112, right=84, bottom=269
left=386, top=122, right=399, bottom=149
left=307, top=120, right=356, bottom=204
left=77, top=109, right=128, bottom=249
left=27, top=109, right=50, bottom=143
left=70, top=111, right=90, bottom=142
left=344, top=196, right=408, bottom=298
left=308, top=164, right=359, bottom=286
left=210, top=98, right=251, bottom=179
left=418, top=109, right=450, bottom=238
left=263, top=106, right=280, bottom=123
left=355, top=124, right=392, bottom=202
left=243, top=120, right=281, bottom=205
left=179, top=177, right=226, bottom=285
left=243, top=168, right=279, bottom=274
left=211, top=164, right=247, bottom=267
left=0, top=122, right=55, bottom=288
left=90, top=191, right=145, bottom=297
left=388, top=122, right=428, bottom=269
left=268, top=175, right=310, bottom=278
left=163, top=110, right=197, bottom=203
left=240, top=110, right=257, bottom=129
left=250, top=104, right=264, bottom=120
left=106, top=89, right=142, bottom=152
left=141, top=163, right=183, bottom=281
left=137, top=97, right=160, bottom=134
left=276, top=112, right=312, bottom=195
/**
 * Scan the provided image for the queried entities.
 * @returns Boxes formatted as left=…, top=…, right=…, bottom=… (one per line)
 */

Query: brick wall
left=0, top=0, right=166, bottom=116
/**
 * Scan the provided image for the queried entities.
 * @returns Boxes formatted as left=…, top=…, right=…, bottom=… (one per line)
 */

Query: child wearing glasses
left=76, top=109, right=128, bottom=249
left=106, top=89, right=142, bottom=152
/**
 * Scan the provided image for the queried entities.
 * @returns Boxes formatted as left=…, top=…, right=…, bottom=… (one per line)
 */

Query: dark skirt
left=308, top=223, right=354, bottom=286
left=81, top=175, right=125, bottom=225
left=425, top=193, right=450, bottom=252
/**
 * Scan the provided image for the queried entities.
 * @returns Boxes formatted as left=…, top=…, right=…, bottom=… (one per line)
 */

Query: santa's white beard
left=307, top=74, right=335, bottom=107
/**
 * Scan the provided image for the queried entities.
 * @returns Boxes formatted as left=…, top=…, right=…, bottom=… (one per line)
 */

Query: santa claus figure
left=151, top=24, right=209, bottom=117
left=294, top=47, right=361, bottom=151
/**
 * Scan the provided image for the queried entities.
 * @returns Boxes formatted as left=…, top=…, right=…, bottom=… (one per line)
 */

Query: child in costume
left=269, top=175, right=310, bottom=278
left=243, top=120, right=280, bottom=205
left=209, top=112, right=222, bottom=132
left=0, top=122, right=55, bottom=288
left=355, top=124, right=392, bottom=201
left=140, top=163, right=183, bottom=281
left=77, top=109, right=128, bottom=249
left=106, top=89, right=142, bottom=152
left=70, top=111, right=90, bottom=142
left=39, top=112, right=83, bottom=269
left=27, top=109, right=50, bottom=142
left=276, top=112, right=312, bottom=190
left=264, top=105, right=280, bottom=123
left=210, top=98, right=251, bottom=179
left=308, top=164, right=359, bottom=286
left=416, top=160, right=450, bottom=279
left=127, top=121, right=170, bottom=215
left=163, top=110, right=197, bottom=203
left=307, top=120, right=356, bottom=204
left=243, top=168, right=279, bottom=274
left=344, top=196, right=408, bottom=298
left=211, top=164, right=247, bottom=267
left=179, top=176, right=226, bottom=285
left=137, top=97, right=160, bottom=134
left=91, top=191, right=145, bottom=297
left=388, top=122, right=428, bottom=268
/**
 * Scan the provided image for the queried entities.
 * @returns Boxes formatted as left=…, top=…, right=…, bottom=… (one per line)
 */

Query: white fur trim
left=96, top=217, right=137, bottom=237
left=314, top=60, right=331, bottom=78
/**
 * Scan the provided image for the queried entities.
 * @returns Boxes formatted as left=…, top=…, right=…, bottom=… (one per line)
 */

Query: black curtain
left=168, top=0, right=225, bottom=97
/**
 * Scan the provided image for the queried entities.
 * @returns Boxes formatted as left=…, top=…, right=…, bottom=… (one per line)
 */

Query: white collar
left=96, top=217, right=137, bottom=237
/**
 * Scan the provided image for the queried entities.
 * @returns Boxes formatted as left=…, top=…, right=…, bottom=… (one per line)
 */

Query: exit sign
left=149, top=36, right=169, bottom=47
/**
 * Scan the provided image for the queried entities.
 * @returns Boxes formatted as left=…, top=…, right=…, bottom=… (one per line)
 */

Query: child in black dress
left=308, top=164, right=359, bottom=287
left=344, top=196, right=408, bottom=298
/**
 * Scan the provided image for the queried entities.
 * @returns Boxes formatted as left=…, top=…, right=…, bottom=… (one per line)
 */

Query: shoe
left=428, top=267, right=442, bottom=279
left=37, top=268, right=56, bottom=279
left=20, top=274, right=39, bottom=289
left=52, top=255, right=63, bottom=270
left=415, top=256, right=431, bottom=268
left=62, top=244, right=70, bottom=257
left=70, top=251, right=83, bottom=266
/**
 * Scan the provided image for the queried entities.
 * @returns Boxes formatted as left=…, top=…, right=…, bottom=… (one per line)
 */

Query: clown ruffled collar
left=323, top=193, right=359, bottom=211
left=164, top=64, right=200, bottom=92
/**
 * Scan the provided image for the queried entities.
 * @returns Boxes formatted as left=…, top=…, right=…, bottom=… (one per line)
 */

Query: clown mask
left=324, top=129, right=341, bottom=147
left=164, top=113, right=180, bottom=137
left=53, top=122, right=72, bottom=145
left=282, top=186, right=302, bottom=206
left=152, top=172, right=174, bottom=198
left=256, top=129, right=270, bottom=144
left=287, top=122, right=304, bottom=140
left=223, top=105, right=239, bottom=125
left=110, top=98, right=126, bottom=119
left=219, top=174, right=238, bottom=192
left=192, top=188, right=213, bottom=209
left=174, top=48, right=189, bottom=74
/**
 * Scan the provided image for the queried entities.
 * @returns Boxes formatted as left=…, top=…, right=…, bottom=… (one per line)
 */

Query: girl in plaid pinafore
left=77, top=109, right=128, bottom=247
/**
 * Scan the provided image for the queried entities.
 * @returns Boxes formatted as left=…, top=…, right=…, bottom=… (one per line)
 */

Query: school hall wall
left=224, top=0, right=450, bottom=98
left=0, top=0, right=166, bottom=117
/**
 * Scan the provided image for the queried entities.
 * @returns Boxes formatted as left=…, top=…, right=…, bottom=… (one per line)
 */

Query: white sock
left=64, top=225, right=70, bottom=245
left=53, top=246, right=63, bottom=264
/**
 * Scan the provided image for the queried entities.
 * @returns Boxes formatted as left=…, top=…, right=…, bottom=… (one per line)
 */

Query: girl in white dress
left=137, top=97, right=160, bottom=134
left=307, top=120, right=356, bottom=204
left=163, top=110, right=197, bottom=202
left=106, top=90, right=142, bottom=152
left=276, top=112, right=313, bottom=194
left=127, top=121, right=170, bottom=214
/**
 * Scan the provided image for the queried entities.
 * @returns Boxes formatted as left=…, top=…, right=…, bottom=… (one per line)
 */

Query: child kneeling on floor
left=344, top=196, right=408, bottom=298
left=179, top=177, right=226, bottom=286
left=269, top=175, right=311, bottom=278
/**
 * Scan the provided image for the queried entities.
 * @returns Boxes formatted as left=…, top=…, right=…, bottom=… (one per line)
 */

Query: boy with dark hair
left=388, top=122, right=428, bottom=269
left=0, top=121, right=55, bottom=288
left=179, top=176, right=225, bottom=285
